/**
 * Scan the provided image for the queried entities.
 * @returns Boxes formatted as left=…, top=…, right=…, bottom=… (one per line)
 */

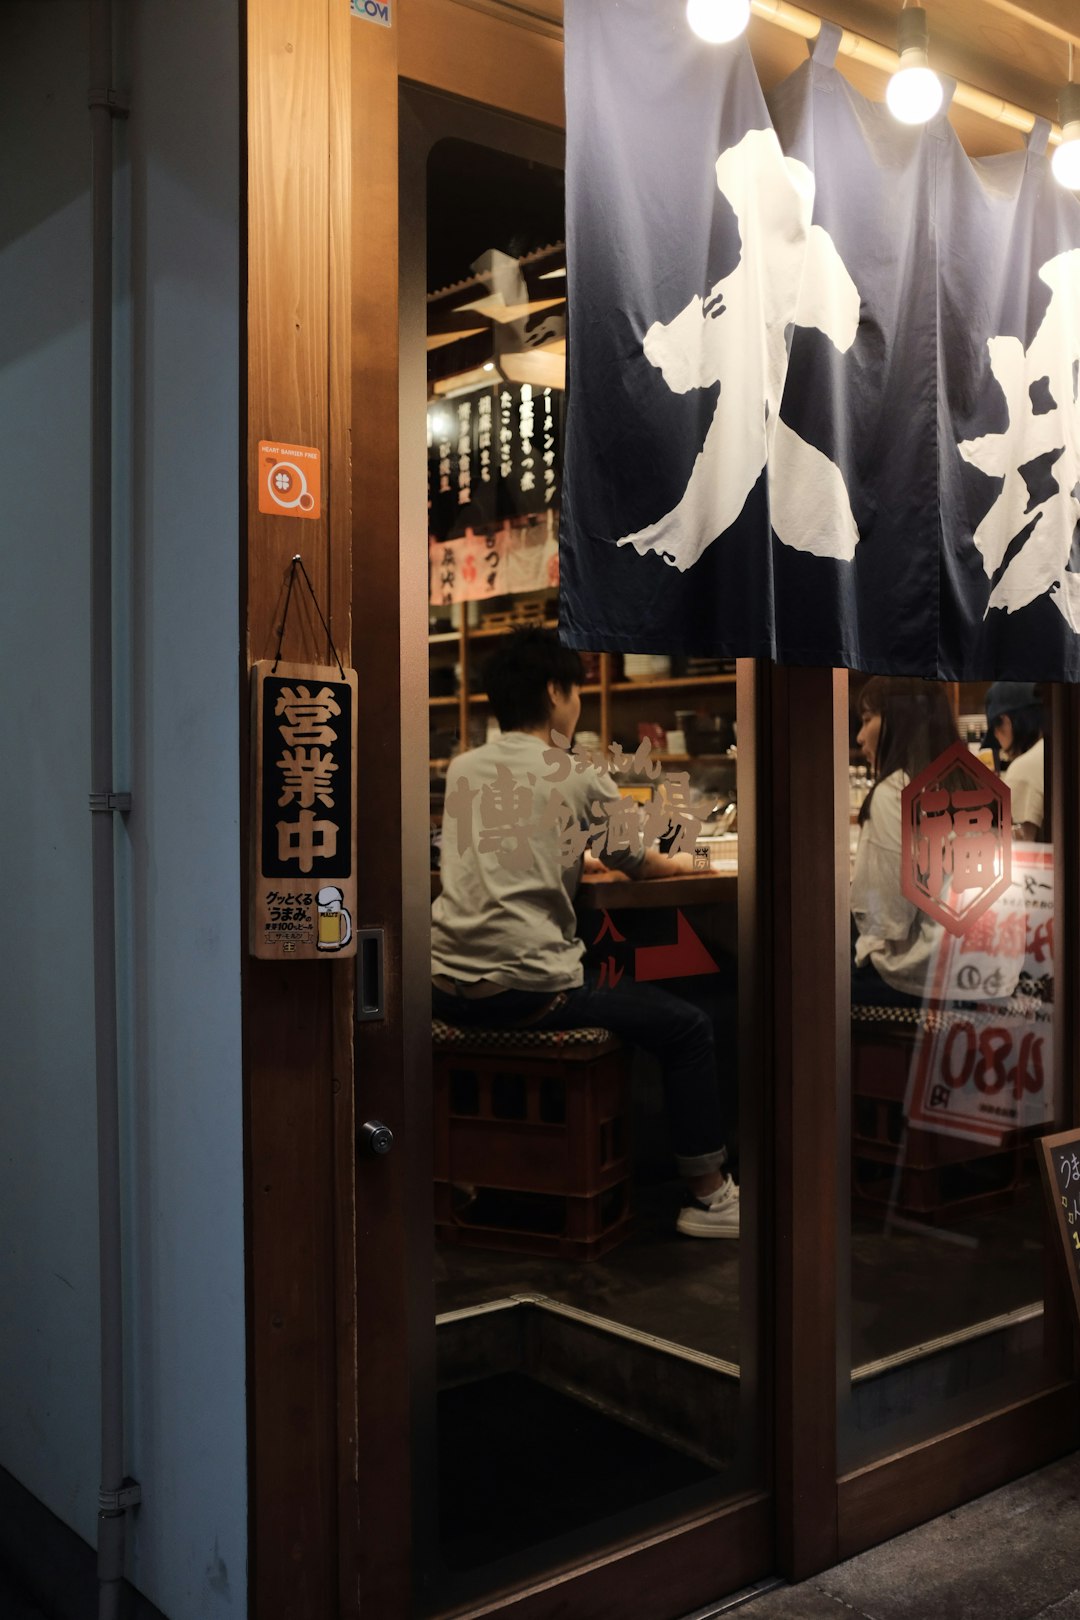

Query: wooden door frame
left=243, top=4, right=1080, bottom=1615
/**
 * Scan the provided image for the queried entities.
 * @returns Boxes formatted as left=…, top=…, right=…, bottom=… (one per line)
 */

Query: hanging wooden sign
left=250, top=659, right=357, bottom=959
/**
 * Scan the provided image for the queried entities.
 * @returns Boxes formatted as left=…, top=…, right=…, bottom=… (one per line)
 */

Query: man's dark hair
left=482, top=629, right=585, bottom=732
left=1003, top=703, right=1043, bottom=760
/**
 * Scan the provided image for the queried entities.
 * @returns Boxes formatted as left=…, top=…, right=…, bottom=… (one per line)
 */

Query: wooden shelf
left=468, top=617, right=559, bottom=640
left=429, top=601, right=735, bottom=765
left=610, top=674, right=735, bottom=692
left=467, top=683, right=602, bottom=703
left=654, top=751, right=734, bottom=762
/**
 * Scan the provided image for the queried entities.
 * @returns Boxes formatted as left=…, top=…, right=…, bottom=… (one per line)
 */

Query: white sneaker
left=676, top=1176, right=740, bottom=1238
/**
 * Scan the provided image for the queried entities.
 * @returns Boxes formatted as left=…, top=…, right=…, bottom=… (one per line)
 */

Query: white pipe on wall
left=88, top=3, right=136, bottom=1617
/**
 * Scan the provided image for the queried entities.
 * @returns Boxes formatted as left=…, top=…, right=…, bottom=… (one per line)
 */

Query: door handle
left=356, top=927, right=385, bottom=1021
left=360, top=1120, right=394, bottom=1156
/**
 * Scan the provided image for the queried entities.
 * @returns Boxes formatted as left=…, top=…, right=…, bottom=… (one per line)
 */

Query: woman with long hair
left=851, top=677, right=960, bottom=1007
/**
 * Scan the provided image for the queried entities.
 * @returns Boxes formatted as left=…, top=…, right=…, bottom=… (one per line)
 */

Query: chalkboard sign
left=1038, top=1129, right=1080, bottom=1327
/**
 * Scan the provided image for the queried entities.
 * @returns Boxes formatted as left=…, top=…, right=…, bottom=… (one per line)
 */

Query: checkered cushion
left=432, top=1018, right=617, bottom=1052
left=851, top=1004, right=954, bottom=1035
left=852, top=998, right=1047, bottom=1036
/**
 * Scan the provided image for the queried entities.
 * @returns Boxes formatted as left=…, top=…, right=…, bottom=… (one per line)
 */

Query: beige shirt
left=432, top=730, right=646, bottom=991
left=1003, top=738, right=1044, bottom=835
left=851, top=770, right=940, bottom=999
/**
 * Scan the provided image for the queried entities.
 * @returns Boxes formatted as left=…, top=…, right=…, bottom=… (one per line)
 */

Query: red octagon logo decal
left=900, top=740, right=1012, bottom=937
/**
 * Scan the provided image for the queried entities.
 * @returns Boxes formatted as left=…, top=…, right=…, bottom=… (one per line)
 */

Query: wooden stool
left=851, top=1004, right=1022, bottom=1220
left=432, top=1019, right=632, bottom=1260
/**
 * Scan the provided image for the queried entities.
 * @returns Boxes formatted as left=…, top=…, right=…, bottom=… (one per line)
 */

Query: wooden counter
left=576, top=870, right=736, bottom=910
left=430, top=869, right=738, bottom=907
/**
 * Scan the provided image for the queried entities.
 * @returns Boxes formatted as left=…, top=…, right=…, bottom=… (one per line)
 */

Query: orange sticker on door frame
left=257, top=440, right=322, bottom=519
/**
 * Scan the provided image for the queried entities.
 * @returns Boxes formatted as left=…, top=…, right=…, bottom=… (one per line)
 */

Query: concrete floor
left=721, top=1450, right=1080, bottom=1620
left=5, top=1451, right=1078, bottom=1618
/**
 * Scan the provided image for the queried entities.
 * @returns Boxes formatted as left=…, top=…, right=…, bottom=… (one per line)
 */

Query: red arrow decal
left=634, top=911, right=719, bottom=982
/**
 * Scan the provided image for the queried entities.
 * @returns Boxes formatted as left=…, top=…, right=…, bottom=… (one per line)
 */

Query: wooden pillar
left=347, top=14, right=411, bottom=1620
left=244, top=2, right=356, bottom=1613
left=770, top=665, right=846, bottom=1578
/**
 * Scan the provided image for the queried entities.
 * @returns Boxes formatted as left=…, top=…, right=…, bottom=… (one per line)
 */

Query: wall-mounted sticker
left=257, top=440, right=321, bottom=520
left=351, top=0, right=391, bottom=25
left=250, top=660, right=357, bottom=959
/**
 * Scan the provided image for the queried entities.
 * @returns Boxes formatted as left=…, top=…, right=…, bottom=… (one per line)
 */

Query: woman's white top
left=1003, top=737, right=1044, bottom=834
left=850, top=770, right=939, bottom=999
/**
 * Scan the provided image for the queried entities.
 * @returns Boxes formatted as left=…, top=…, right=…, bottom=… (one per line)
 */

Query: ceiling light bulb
left=1052, top=86, right=1080, bottom=190
left=686, top=0, right=750, bottom=46
left=887, top=60, right=944, bottom=124
left=1052, top=130, right=1080, bottom=189
left=886, top=9, right=943, bottom=127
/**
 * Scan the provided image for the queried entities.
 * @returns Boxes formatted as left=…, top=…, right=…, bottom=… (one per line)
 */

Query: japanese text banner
left=560, top=1, right=1080, bottom=680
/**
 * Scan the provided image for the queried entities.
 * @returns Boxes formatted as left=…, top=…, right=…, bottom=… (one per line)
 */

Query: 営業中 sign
left=250, top=660, right=357, bottom=959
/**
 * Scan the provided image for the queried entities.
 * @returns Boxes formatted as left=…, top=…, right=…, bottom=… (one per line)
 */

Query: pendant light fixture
left=886, top=4, right=944, bottom=126
left=1052, top=50, right=1080, bottom=191
left=686, top=0, right=750, bottom=46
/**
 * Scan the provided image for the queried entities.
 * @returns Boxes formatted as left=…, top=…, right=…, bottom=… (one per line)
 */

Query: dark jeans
left=432, top=969, right=728, bottom=1179
left=850, top=957, right=925, bottom=1010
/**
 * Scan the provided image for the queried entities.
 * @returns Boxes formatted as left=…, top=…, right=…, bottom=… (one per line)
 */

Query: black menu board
left=428, top=384, right=562, bottom=539
left=427, top=394, right=497, bottom=542
left=1038, top=1129, right=1080, bottom=1327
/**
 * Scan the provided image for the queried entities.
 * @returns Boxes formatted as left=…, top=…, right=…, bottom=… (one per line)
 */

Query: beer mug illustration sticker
left=316, top=886, right=353, bottom=952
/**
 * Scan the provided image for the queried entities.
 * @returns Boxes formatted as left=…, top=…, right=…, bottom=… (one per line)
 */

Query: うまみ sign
left=250, top=660, right=358, bottom=959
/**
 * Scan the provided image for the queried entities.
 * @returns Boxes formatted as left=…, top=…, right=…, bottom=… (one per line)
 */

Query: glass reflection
left=846, top=675, right=1061, bottom=1465
left=420, top=131, right=761, bottom=1607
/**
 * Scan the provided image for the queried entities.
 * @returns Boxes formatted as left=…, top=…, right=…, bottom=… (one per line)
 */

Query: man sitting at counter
left=431, top=629, right=737, bottom=1239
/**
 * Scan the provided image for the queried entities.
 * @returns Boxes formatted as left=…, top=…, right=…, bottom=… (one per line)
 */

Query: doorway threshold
left=434, top=1293, right=742, bottom=1573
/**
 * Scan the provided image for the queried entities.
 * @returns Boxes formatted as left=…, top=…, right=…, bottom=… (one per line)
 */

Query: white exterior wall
left=0, top=4, right=246, bottom=1616
left=0, top=4, right=99, bottom=1543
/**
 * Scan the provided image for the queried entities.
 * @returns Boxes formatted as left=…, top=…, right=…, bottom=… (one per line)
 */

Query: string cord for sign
left=271, top=554, right=346, bottom=677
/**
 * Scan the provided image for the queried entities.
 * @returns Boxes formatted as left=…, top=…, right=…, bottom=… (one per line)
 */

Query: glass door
left=838, top=672, right=1076, bottom=1475
left=399, top=86, right=773, bottom=1617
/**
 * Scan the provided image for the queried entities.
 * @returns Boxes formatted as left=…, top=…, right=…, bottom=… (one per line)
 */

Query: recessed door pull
left=356, top=927, right=385, bottom=1021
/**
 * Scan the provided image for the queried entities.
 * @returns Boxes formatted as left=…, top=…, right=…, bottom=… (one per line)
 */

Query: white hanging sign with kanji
left=250, top=660, right=358, bottom=960
left=906, top=846, right=1057, bottom=1146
